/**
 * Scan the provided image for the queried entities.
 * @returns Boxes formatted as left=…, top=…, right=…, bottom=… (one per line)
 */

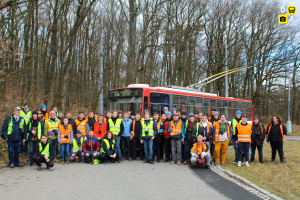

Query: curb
left=214, top=165, right=284, bottom=200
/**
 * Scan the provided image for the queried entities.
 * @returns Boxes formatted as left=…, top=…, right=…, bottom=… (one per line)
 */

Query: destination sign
left=108, top=88, right=143, bottom=97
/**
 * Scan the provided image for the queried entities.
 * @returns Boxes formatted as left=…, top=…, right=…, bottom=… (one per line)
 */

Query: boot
left=65, top=159, right=69, bottom=164
left=53, top=157, right=60, bottom=163
left=37, top=166, right=41, bottom=171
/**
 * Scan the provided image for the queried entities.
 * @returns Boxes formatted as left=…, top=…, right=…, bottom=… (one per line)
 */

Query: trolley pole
left=287, top=66, right=292, bottom=133
left=225, top=39, right=228, bottom=98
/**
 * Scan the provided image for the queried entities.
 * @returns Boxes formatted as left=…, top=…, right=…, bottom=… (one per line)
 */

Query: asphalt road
left=0, top=160, right=230, bottom=200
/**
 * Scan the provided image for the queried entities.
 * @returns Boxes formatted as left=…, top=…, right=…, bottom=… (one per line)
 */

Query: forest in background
left=0, top=0, right=299, bottom=124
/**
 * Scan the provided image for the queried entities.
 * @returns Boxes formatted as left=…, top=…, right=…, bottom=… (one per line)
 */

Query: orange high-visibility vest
left=157, top=119, right=162, bottom=131
left=199, top=121, right=211, bottom=138
left=236, top=123, right=252, bottom=142
left=59, top=124, right=72, bottom=144
left=170, top=120, right=182, bottom=136
left=75, top=119, right=87, bottom=136
left=214, top=122, right=230, bottom=143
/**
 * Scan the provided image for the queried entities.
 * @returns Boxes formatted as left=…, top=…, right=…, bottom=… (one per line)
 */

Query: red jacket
left=94, top=121, right=107, bottom=138
left=163, top=119, right=171, bottom=138
left=82, top=136, right=100, bottom=153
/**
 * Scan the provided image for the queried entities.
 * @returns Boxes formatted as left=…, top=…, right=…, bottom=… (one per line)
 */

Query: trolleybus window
left=110, top=97, right=142, bottom=114
left=189, top=97, right=196, bottom=114
left=195, top=98, right=203, bottom=114
left=173, top=96, right=187, bottom=113
left=217, top=100, right=226, bottom=116
left=150, top=93, right=170, bottom=116
left=204, top=99, right=210, bottom=115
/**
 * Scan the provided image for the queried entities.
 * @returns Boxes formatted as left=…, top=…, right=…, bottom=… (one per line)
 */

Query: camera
left=145, top=131, right=149, bottom=136
left=187, top=127, right=193, bottom=132
left=53, top=130, right=58, bottom=136
left=280, top=16, right=286, bottom=22
left=220, top=131, right=225, bottom=135
left=64, top=135, right=69, bottom=139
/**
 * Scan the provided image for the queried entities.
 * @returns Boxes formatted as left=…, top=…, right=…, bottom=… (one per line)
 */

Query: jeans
left=183, top=139, right=196, bottom=161
left=164, top=137, right=171, bottom=160
left=191, top=152, right=211, bottom=166
left=121, top=136, right=131, bottom=158
left=132, top=137, right=144, bottom=160
left=7, top=140, right=22, bottom=165
left=171, top=139, right=182, bottom=162
left=270, top=142, right=284, bottom=161
left=20, top=140, right=29, bottom=153
left=81, top=151, right=100, bottom=159
left=29, top=141, right=39, bottom=164
left=48, top=139, right=58, bottom=158
left=233, top=138, right=238, bottom=159
left=60, top=143, right=70, bottom=160
left=115, top=136, right=121, bottom=158
left=153, top=136, right=161, bottom=160
left=237, top=142, right=251, bottom=162
left=143, top=138, right=153, bottom=160
left=251, top=143, right=263, bottom=162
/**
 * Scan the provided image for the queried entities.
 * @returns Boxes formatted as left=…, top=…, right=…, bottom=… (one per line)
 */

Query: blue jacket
left=122, top=118, right=132, bottom=137
left=2, top=115, right=27, bottom=141
left=168, top=120, right=185, bottom=139
left=140, top=120, right=156, bottom=140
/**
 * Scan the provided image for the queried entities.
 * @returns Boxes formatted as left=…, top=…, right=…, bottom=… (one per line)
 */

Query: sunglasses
left=38, top=113, right=42, bottom=114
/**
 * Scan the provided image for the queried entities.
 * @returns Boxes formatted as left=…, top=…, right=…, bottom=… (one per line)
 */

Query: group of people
left=0, top=103, right=287, bottom=171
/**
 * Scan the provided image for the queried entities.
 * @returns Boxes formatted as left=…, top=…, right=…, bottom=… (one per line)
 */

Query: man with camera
left=1, top=107, right=27, bottom=168
left=58, top=117, right=73, bottom=164
left=250, top=115, right=265, bottom=163
left=45, top=110, right=61, bottom=163
left=140, top=111, right=156, bottom=164
left=214, top=114, right=230, bottom=166
left=35, top=135, right=54, bottom=171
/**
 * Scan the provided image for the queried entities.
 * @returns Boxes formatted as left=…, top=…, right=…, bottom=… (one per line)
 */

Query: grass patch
left=289, top=124, right=300, bottom=136
left=223, top=142, right=300, bottom=199
left=0, top=139, right=30, bottom=165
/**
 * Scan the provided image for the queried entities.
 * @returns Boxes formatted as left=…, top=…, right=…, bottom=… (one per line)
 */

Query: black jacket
left=36, top=141, right=54, bottom=160
left=185, top=121, right=198, bottom=141
left=251, top=123, right=265, bottom=146
left=68, top=117, right=77, bottom=135
left=107, top=117, right=124, bottom=136
left=130, top=120, right=141, bottom=139
left=2, top=116, right=27, bottom=141
left=27, top=119, right=44, bottom=141
left=267, top=123, right=287, bottom=142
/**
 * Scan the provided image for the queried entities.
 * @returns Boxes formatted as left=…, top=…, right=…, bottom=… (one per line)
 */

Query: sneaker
left=237, top=161, right=241, bottom=167
left=206, top=165, right=211, bottom=169
left=117, top=160, right=121, bottom=163
left=150, top=160, right=155, bottom=164
left=121, top=157, right=126, bottom=161
left=9, top=163, right=14, bottom=168
left=245, top=161, right=250, bottom=167
left=37, top=166, right=41, bottom=171
left=183, top=161, right=187, bottom=165
left=128, top=158, right=133, bottom=162
left=46, top=166, right=50, bottom=169
left=60, top=160, right=65, bottom=165
left=177, top=162, right=181, bottom=165
left=15, top=164, right=24, bottom=167
left=66, top=160, right=70, bottom=164
left=170, top=162, right=176, bottom=164
left=143, top=159, right=148, bottom=163
left=281, top=160, right=285, bottom=164
left=271, top=159, right=276, bottom=162
left=259, top=160, right=264, bottom=163
left=53, top=158, right=60, bottom=163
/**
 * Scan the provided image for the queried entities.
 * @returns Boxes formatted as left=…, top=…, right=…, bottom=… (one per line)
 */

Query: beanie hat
left=194, top=110, right=199, bottom=114
left=236, top=110, right=241, bottom=115
left=189, top=113, right=194, bottom=118
left=172, top=108, right=177, bottom=111
left=253, top=115, right=259, bottom=119
left=166, top=111, right=171, bottom=116
left=49, top=110, right=56, bottom=115
left=41, top=104, right=47, bottom=109
left=131, top=112, right=135, bottom=116
left=182, top=112, right=187, bottom=116
left=164, top=107, right=168, bottom=110
left=24, top=102, right=30, bottom=106
left=214, top=111, right=219, bottom=116
left=32, top=111, right=38, bottom=116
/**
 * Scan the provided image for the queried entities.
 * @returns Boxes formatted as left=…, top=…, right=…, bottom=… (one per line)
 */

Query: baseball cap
left=253, top=115, right=259, bottom=119
left=242, top=114, right=248, bottom=118
left=14, top=107, right=21, bottom=111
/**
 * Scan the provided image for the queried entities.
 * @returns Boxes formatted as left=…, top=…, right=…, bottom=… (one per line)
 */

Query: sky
left=281, top=0, right=300, bottom=23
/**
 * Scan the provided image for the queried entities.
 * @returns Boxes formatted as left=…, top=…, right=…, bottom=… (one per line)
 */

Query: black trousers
left=251, top=144, right=263, bottom=162
left=99, top=153, right=117, bottom=161
left=164, top=137, right=171, bottom=160
left=121, top=136, right=131, bottom=158
left=132, top=137, right=144, bottom=160
left=153, top=136, right=161, bottom=160
left=69, top=150, right=82, bottom=162
left=35, top=156, right=54, bottom=167
left=270, top=141, right=284, bottom=161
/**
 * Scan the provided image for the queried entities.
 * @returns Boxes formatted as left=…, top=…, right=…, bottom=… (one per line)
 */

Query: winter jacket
left=266, top=123, right=287, bottom=142
left=185, top=121, right=198, bottom=141
left=251, top=123, right=266, bottom=146
left=130, top=119, right=142, bottom=139
left=82, top=136, right=100, bottom=153
left=162, top=118, right=172, bottom=138
left=27, top=119, right=44, bottom=141
left=67, top=117, right=77, bottom=135
left=85, top=117, right=98, bottom=133
left=2, top=115, right=27, bottom=141
left=94, top=121, right=107, bottom=139
left=36, top=141, right=54, bottom=160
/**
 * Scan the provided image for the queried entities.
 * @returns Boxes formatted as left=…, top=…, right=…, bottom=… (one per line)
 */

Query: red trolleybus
left=107, top=84, right=253, bottom=121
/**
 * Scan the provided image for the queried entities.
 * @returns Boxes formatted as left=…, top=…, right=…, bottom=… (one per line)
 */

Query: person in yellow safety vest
left=234, top=114, right=252, bottom=167
left=75, top=112, right=87, bottom=140
left=107, top=110, right=124, bottom=162
left=213, top=114, right=231, bottom=166
left=35, top=135, right=54, bottom=171
left=99, top=131, right=117, bottom=163
left=1, top=107, right=27, bottom=168
left=190, top=135, right=211, bottom=169
left=28, top=111, right=44, bottom=166
left=140, top=111, right=155, bottom=164
left=230, top=110, right=242, bottom=163
left=58, top=117, right=73, bottom=165
left=20, top=102, right=32, bottom=155
left=70, top=130, right=84, bottom=163
left=266, top=115, right=287, bottom=163
left=168, top=113, right=185, bottom=165
left=44, top=110, right=61, bottom=163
